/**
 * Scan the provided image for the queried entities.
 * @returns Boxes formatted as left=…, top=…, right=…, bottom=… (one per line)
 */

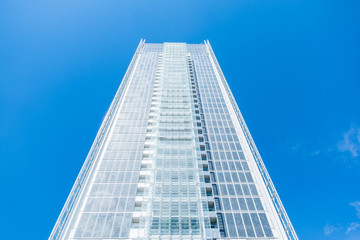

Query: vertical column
left=187, top=56, right=222, bottom=239
left=134, top=43, right=206, bottom=240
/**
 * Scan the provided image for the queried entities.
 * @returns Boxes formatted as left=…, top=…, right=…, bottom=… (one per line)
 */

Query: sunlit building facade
left=50, top=40, right=297, bottom=240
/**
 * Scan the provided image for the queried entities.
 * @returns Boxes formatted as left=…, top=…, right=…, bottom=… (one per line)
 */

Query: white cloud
left=350, top=202, right=360, bottom=219
left=324, top=223, right=340, bottom=235
left=346, top=222, right=360, bottom=234
left=323, top=202, right=360, bottom=237
left=338, top=127, right=360, bottom=157
left=345, top=202, right=360, bottom=234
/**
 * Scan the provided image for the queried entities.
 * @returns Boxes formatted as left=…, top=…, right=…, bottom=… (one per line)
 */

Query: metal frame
left=204, top=40, right=298, bottom=240
left=49, top=39, right=146, bottom=240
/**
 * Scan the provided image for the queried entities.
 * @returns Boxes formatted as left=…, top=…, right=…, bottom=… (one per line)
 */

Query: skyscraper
left=50, top=40, right=297, bottom=240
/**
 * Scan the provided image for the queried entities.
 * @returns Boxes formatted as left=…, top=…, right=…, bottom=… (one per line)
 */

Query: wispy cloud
left=324, top=202, right=360, bottom=237
left=324, top=223, right=341, bottom=235
left=345, top=202, right=360, bottom=234
left=289, top=142, right=333, bottom=158
left=289, top=125, right=360, bottom=166
left=350, top=202, right=360, bottom=219
left=338, top=127, right=360, bottom=157
left=347, top=222, right=360, bottom=234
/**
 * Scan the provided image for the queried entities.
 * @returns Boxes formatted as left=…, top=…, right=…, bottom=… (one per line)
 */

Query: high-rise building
left=50, top=40, right=297, bottom=240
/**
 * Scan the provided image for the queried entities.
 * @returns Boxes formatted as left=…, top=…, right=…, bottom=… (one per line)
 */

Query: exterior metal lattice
left=50, top=40, right=297, bottom=240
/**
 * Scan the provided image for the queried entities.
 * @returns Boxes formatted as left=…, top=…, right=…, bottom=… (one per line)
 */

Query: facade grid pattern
left=50, top=40, right=297, bottom=240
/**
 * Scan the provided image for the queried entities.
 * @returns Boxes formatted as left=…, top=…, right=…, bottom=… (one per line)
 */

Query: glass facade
left=50, top=40, right=297, bottom=240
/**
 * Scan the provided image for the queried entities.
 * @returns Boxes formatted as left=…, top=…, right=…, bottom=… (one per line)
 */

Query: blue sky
left=1, top=0, right=359, bottom=239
